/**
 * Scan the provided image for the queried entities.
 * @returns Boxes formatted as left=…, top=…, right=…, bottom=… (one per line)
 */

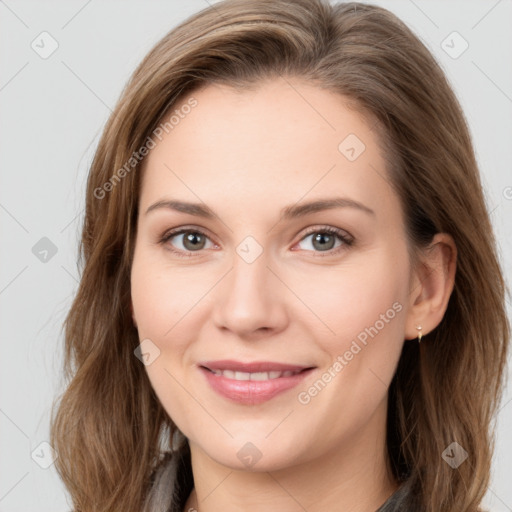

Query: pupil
left=313, top=233, right=334, bottom=251
left=184, top=232, right=205, bottom=250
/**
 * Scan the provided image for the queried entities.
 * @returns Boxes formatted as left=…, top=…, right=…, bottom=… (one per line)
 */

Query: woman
left=50, top=1, right=510, bottom=511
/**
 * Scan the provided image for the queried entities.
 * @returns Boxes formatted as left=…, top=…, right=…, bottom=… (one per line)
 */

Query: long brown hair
left=50, top=1, right=510, bottom=511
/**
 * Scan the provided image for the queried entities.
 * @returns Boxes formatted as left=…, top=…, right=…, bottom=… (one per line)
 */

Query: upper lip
left=200, top=360, right=314, bottom=373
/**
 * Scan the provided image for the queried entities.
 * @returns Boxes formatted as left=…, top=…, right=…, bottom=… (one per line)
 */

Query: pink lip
left=198, top=360, right=315, bottom=405
left=200, top=359, right=312, bottom=373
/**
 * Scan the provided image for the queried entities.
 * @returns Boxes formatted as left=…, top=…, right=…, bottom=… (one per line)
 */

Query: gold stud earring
left=415, top=325, right=422, bottom=343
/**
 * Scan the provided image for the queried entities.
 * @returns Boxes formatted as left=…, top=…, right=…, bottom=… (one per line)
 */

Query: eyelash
left=159, top=225, right=354, bottom=259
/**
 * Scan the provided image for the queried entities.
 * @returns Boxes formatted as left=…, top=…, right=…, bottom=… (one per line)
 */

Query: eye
left=160, top=227, right=215, bottom=257
left=294, top=226, right=353, bottom=257
left=159, top=225, right=354, bottom=258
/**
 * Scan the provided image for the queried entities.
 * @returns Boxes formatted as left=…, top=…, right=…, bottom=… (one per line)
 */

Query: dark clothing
left=376, top=477, right=420, bottom=512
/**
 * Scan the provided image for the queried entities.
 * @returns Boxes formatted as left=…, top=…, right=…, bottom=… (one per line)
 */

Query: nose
left=211, top=250, right=289, bottom=339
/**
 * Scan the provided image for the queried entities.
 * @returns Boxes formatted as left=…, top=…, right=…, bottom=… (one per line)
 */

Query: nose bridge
left=212, top=244, right=287, bottom=335
left=231, top=247, right=270, bottom=298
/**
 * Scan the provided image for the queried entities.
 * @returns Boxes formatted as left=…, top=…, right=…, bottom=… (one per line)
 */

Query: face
left=131, top=78, right=415, bottom=472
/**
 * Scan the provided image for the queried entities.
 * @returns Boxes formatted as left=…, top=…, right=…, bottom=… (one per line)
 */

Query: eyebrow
left=145, top=197, right=375, bottom=220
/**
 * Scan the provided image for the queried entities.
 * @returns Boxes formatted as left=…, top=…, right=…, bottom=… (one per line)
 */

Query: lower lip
left=199, top=367, right=315, bottom=405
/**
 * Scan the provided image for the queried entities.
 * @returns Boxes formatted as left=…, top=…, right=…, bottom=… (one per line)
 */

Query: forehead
left=139, top=78, right=396, bottom=223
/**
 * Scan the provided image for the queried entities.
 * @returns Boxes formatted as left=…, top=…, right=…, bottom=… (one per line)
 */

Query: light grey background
left=1, top=1, right=511, bottom=510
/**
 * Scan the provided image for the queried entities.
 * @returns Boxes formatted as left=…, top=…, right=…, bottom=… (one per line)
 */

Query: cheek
left=292, top=249, right=409, bottom=419
left=289, top=257, right=408, bottom=434
left=130, top=250, right=220, bottom=401
left=297, top=258, right=406, bottom=351
left=131, top=250, right=208, bottom=340
left=130, top=252, right=203, bottom=426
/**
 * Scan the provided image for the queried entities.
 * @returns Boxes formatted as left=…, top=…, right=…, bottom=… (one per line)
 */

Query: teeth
left=250, top=372, right=269, bottom=381
left=210, top=369, right=301, bottom=380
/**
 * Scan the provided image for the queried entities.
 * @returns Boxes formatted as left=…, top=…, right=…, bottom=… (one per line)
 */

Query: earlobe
left=405, top=233, right=457, bottom=341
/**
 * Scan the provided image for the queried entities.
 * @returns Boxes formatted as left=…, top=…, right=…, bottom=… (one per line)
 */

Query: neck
left=182, top=400, right=397, bottom=512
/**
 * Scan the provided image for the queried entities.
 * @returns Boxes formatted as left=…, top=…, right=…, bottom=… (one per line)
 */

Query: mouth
left=205, top=368, right=306, bottom=380
left=198, top=360, right=316, bottom=404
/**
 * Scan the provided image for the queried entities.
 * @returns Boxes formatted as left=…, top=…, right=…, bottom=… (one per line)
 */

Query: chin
left=190, top=433, right=307, bottom=473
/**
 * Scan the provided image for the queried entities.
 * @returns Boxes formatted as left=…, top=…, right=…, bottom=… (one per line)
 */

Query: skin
left=130, top=77, right=456, bottom=512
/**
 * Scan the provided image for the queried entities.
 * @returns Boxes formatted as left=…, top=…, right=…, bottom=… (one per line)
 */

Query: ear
left=404, top=233, right=457, bottom=340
